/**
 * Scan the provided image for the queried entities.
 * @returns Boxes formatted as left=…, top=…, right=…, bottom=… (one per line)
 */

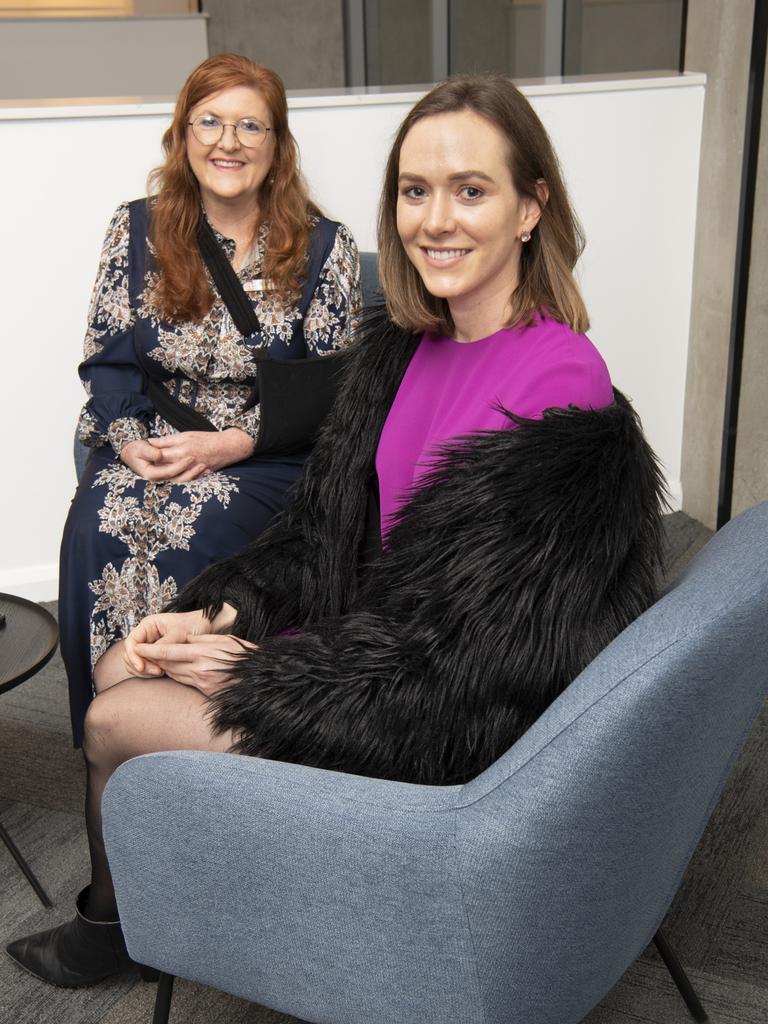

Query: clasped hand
left=120, top=428, right=254, bottom=482
left=123, top=608, right=256, bottom=696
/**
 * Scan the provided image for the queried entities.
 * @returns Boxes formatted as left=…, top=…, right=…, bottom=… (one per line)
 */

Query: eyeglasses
left=188, top=114, right=272, bottom=148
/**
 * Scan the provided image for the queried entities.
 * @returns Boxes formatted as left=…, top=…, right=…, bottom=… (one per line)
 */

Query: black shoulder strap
left=197, top=215, right=340, bottom=343
left=197, top=216, right=260, bottom=338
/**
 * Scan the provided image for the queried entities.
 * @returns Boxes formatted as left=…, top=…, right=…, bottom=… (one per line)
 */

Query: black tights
left=81, top=651, right=235, bottom=921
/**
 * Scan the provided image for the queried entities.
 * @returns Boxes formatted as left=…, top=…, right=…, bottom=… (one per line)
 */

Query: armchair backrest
left=359, top=251, right=380, bottom=308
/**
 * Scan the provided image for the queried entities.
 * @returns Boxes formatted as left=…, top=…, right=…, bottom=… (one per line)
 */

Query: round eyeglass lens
left=190, top=115, right=270, bottom=148
left=236, top=118, right=269, bottom=145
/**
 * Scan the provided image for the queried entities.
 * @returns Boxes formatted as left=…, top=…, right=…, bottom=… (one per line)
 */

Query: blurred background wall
left=0, top=2, right=206, bottom=98
left=202, top=0, right=345, bottom=89
left=681, top=1, right=768, bottom=528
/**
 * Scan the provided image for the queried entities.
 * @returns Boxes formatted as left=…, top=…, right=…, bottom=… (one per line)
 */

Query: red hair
left=148, top=53, right=319, bottom=321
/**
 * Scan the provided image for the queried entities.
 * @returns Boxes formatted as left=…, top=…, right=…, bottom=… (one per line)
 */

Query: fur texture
left=174, top=309, right=666, bottom=785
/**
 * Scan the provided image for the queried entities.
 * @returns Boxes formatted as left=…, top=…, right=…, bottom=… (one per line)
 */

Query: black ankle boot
left=6, top=887, right=132, bottom=987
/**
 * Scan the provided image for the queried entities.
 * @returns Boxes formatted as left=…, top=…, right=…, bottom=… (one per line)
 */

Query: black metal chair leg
left=151, top=972, right=175, bottom=1024
left=0, top=818, right=53, bottom=908
left=653, top=929, right=709, bottom=1022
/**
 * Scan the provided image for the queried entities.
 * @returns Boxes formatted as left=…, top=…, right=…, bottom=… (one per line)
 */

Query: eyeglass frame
left=186, top=115, right=273, bottom=149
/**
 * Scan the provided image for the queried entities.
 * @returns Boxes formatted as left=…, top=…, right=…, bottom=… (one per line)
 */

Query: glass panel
left=563, top=0, right=684, bottom=75
left=359, top=0, right=685, bottom=87
left=364, top=0, right=433, bottom=86
left=450, top=0, right=545, bottom=79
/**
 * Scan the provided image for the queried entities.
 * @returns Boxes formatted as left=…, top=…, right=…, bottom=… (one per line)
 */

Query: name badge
left=243, top=277, right=267, bottom=293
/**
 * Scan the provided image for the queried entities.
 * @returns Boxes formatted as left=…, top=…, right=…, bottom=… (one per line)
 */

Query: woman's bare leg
left=82, top=677, right=236, bottom=919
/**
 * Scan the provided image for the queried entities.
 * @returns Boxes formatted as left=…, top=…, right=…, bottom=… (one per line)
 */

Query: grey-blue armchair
left=102, top=501, right=768, bottom=1024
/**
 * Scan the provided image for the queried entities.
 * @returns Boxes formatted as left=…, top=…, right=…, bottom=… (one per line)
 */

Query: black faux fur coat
left=174, top=310, right=666, bottom=786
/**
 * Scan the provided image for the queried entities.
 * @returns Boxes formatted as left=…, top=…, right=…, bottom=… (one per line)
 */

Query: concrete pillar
left=201, top=0, right=345, bottom=90
left=681, top=0, right=754, bottom=528
left=732, top=76, right=768, bottom=516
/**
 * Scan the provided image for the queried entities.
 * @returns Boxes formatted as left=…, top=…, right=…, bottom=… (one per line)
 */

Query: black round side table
left=0, top=592, right=59, bottom=907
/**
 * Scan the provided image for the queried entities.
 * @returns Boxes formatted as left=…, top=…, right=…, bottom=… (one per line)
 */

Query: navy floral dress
left=60, top=200, right=361, bottom=746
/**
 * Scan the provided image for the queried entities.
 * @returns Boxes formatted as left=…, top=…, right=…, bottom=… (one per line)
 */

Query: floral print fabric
left=86, top=460, right=241, bottom=669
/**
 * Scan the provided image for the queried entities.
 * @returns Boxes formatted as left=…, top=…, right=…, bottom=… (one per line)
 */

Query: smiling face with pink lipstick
left=379, top=77, right=589, bottom=342
left=186, top=84, right=275, bottom=216
left=396, top=109, right=542, bottom=343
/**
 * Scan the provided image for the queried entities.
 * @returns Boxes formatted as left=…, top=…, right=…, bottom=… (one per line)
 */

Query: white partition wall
left=0, top=102, right=173, bottom=600
left=0, top=73, right=705, bottom=599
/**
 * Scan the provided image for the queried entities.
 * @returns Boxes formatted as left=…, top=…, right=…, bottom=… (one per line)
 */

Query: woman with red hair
left=59, top=54, right=361, bottom=749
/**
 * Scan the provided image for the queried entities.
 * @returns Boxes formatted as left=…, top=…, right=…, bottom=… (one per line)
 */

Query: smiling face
left=396, top=110, right=541, bottom=341
left=186, top=84, right=275, bottom=214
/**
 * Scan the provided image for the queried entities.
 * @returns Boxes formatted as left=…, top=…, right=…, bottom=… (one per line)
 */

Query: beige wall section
left=0, top=16, right=208, bottom=100
left=681, top=0, right=754, bottom=528
left=732, top=84, right=768, bottom=515
left=202, top=0, right=345, bottom=89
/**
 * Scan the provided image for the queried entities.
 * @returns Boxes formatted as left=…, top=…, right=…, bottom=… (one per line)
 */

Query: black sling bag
left=147, top=214, right=346, bottom=456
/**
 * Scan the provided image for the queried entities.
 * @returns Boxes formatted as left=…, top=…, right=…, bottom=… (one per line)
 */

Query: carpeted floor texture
left=0, top=511, right=766, bottom=1024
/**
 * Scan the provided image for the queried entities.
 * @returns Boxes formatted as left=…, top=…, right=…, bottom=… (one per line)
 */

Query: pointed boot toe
left=6, top=887, right=132, bottom=988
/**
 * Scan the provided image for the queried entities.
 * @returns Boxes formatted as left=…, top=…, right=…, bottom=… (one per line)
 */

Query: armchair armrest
left=103, top=751, right=479, bottom=1024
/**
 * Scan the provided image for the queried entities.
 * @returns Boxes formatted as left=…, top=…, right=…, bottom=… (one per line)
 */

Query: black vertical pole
left=717, top=0, right=768, bottom=528
left=561, top=0, right=567, bottom=76
left=442, top=0, right=452, bottom=78
left=679, top=0, right=689, bottom=73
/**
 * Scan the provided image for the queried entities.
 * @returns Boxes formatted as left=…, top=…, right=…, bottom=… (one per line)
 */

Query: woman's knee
left=82, top=682, right=145, bottom=771
left=83, top=676, right=235, bottom=768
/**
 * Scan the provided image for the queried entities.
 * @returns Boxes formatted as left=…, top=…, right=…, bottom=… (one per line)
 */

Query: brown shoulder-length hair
left=378, top=74, right=589, bottom=335
left=148, top=53, right=319, bottom=321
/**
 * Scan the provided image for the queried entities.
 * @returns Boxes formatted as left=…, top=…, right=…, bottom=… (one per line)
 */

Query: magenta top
left=376, top=316, right=614, bottom=537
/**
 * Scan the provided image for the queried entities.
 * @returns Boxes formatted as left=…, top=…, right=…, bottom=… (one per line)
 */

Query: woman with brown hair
left=59, top=53, right=362, bottom=749
left=8, top=74, right=663, bottom=987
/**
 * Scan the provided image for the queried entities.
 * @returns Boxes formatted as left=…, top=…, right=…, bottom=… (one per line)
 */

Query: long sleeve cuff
left=77, top=408, right=109, bottom=448
left=108, top=416, right=150, bottom=455
left=230, top=406, right=261, bottom=447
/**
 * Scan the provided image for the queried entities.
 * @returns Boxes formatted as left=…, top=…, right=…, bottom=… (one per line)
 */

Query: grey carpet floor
left=0, top=511, right=766, bottom=1024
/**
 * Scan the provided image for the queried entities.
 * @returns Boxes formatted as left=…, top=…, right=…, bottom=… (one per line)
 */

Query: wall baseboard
left=0, top=565, right=58, bottom=604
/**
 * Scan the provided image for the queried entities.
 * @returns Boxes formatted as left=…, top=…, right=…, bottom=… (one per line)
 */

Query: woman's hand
left=147, top=428, right=254, bottom=481
left=123, top=604, right=237, bottom=676
left=120, top=436, right=203, bottom=482
left=120, top=429, right=254, bottom=482
left=120, top=438, right=176, bottom=480
left=132, top=633, right=257, bottom=696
